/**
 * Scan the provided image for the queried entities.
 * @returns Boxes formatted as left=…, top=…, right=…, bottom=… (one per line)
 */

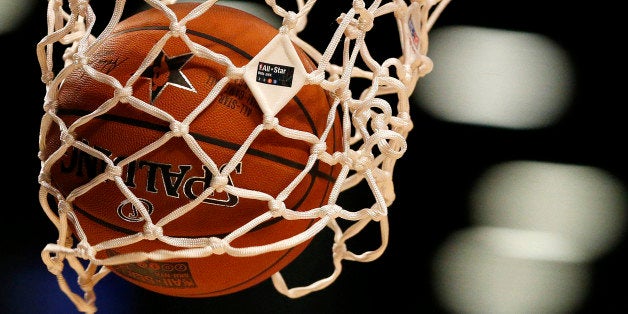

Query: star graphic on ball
left=141, top=50, right=196, bottom=103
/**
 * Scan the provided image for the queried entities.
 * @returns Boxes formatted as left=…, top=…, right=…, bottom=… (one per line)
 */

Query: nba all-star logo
left=141, top=50, right=196, bottom=103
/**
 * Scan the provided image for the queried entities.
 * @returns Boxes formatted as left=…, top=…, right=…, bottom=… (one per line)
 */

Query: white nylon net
left=36, top=0, right=450, bottom=312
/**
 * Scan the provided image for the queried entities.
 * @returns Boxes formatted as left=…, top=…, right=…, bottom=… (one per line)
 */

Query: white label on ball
left=243, top=34, right=307, bottom=118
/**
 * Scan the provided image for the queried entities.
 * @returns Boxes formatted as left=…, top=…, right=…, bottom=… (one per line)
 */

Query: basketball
left=43, top=2, right=342, bottom=298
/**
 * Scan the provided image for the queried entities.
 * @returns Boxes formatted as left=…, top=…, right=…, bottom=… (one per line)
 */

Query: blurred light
left=469, top=160, right=627, bottom=260
left=433, top=226, right=591, bottom=313
left=414, top=26, right=574, bottom=129
left=470, top=226, right=588, bottom=263
left=0, top=0, right=35, bottom=35
left=177, top=0, right=281, bottom=28
left=220, top=0, right=281, bottom=28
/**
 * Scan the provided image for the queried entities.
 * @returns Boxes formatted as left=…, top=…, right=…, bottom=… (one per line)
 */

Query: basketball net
left=36, top=0, right=450, bottom=312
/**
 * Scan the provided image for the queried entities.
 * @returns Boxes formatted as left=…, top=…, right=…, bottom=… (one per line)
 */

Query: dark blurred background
left=1, top=0, right=625, bottom=313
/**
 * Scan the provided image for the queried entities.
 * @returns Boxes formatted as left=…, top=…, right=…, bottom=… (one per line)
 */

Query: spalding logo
left=58, top=140, right=242, bottom=223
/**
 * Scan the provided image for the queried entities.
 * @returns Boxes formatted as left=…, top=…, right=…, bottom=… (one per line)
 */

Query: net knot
left=57, top=199, right=72, bottom=215
left=169, top=21, right=186, bottom=37
left=353, top=0, right=366, bottom=10
left=70, top=0, right=89, bottom=17
left=46, top=258, right=64, bottom=275
left=417, top=54, right=434, bottom=77
left=345, top=149, right=374, bottom=172
left=281, top=11, right=299, bottom=32
left=60, top=130, right=76, bottom=146
left=263, top=115, right=279, bottom=129
left=307, top=69, right=326, bottom=85
left=338, top=1, right=374, bottom=39
left=397, top=111, right=412, bottom=128
left=211, top=174, right=229, bottom=193
left=105, top=164, right=122, bottom=179
left=368, top=203, right=387, bottom=221
left=310, top=141, right=327, bottom=156
left=114, top=86, right=133, bottom=103
left=335, top=86, right=352, bottom=103
left=355, top=8, right=374, bottom=33
left=76, top=241, right=96, bottom=260
left=170, top=121, right=189, bottom=137
left=208, top=237, right=225, bottom=255
left=77, top=274, right=96, bottom=291
left=320, top=204, right=342, bottom=218
left=337, top=14, right=360, bottom=40
left=143, top=223, right=163, bottom=241
left=72, top=52, right=87, bottom=66
left=332, top=241, right=348, bottom=258
left=225, top=66, right=245, bottom=79
left=41, top=70, right=55, bottom=84
left=268, top=199, right=287, bottom=217
left=38, top=169, right=51, bottom=183
left=43, top=99, right=57, bottom=112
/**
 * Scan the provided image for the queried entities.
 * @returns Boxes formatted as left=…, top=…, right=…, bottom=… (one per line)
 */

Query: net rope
left=36, top=0, right=450, bottom=312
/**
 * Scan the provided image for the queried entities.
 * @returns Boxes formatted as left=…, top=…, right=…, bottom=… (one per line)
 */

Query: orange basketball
left=43, top=3, right=342, bottom=297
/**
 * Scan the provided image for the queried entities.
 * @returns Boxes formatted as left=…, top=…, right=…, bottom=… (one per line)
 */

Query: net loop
left=43, top=250, right=65, bottom=275
left=417, top=53, right=434, bottom=77
left=381, top=134, right=408, bottom=160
